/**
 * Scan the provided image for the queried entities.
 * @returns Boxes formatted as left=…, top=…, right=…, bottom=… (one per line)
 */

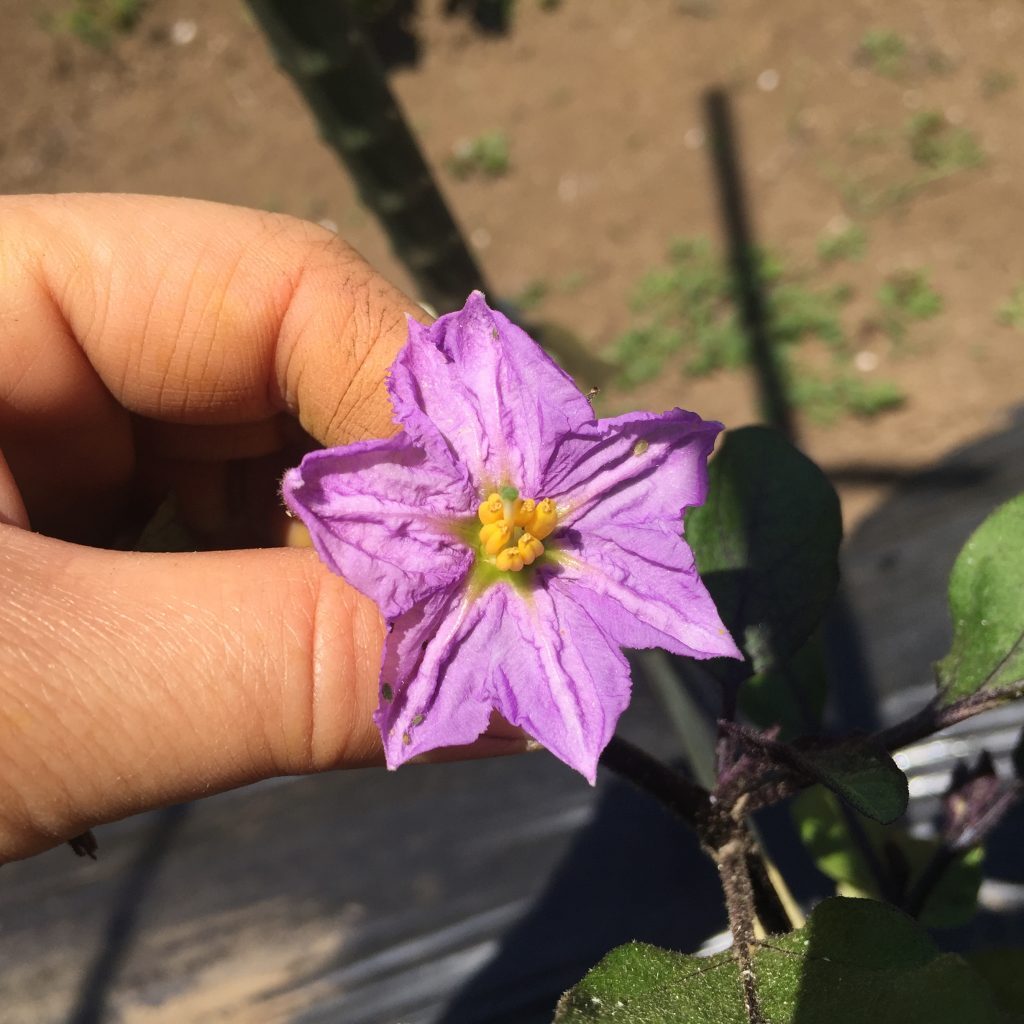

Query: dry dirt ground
left=2, top=0, right=1023, bottom=527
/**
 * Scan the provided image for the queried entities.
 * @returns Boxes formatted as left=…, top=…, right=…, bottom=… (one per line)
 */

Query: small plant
left=906, top=111, right=984, bottom=173
left=878, top=269, right=942, bottom=340
left=559, top=270, right=588, bottom=293
left=818, top=223, right=867, bottom=264
left=790, top=370, right=905, bottom=424
left=996, top=285, right=1024, bottom=330
left=52, top=0, right=144, bottom=48
left=981, top=69, right=1016, bottom=98
left=612, top=239, right=904, bottom=423
left=447, top=131, right=511, bottom=179
left=857, top=29, right=908, bottom=77
left=513, top=278, right=549, bottom=312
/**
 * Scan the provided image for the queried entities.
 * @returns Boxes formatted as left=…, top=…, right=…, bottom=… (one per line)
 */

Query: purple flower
left=282, top=292, right=741, bottom=782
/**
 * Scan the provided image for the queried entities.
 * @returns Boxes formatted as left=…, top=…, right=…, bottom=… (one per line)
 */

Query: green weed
left=981, top=69, right=1016, bottom=98
left=878, top=269, right=942, bottom=340
left=612, top=238, right=911, bottom=423
left=857, top=30, right=907, bottom=77
left=790, top=370, right=905, bottom=424
left=818, top=224, right=867, bottom=264
left=996, top=285, right=1024, bottom=330
left=447, top=132, right=511, bottom=179
left=559, top=270, right=588, bottom=293
left=514, top=279, right=549, bottom=312
left=52, top=0, right=144, bottom=48
left=906, top=111, right=984, bottom=173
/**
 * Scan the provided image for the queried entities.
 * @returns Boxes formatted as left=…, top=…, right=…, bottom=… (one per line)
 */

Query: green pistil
left=500, top=485, right=519, bottom=501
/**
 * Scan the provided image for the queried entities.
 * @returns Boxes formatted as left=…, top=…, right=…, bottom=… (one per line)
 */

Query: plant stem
left=599, top=735, right=711, bottom=824
left=716, top=835, right=765, bottom=1024
left=600, top=736, right=795, bottom=934
left=745, top=845, right=797, bottom=935
left=874, top=681, right=1024, bottom=753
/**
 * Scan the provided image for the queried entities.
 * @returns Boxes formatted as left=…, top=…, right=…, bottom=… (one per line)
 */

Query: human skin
left=0, top=193, right=524, bottom=863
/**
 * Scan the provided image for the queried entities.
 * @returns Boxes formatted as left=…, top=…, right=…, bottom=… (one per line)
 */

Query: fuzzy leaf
left=740, top=630, right=828, bottom=740
left=795, top=736, right=909, bottom=824
left=965, top=949, right=1024, bottom=1020
left=685, top=427, right=842, bottom=679
left=936, top=495, right=1024, bottom=705
left=555, top=898, right=1001, bottom=1023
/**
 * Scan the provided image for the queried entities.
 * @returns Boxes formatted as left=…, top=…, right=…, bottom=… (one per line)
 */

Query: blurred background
left=1, top=1, right=1023, bottom=1022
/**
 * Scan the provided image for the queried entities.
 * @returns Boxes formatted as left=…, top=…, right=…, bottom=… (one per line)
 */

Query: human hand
left=0, top=194, right=523, bottom=862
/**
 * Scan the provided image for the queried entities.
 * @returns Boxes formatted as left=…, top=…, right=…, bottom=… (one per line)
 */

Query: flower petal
left=543, top=408, right=722, bottom=523
left=491, top=577, right=632, bottom=783
left=387, top=291, right=595, bottom=493
left=558, top=526, right=741, bottom=660
left=543, top=409, right=742, bottom=660
left=376, top=583, right=503, bottom=768
left=377, top=576, right=631, bottom=783
left=282, top=433, right=473, bottom=619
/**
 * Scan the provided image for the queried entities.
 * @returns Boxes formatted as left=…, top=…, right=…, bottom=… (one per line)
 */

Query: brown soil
left=2, top=0, right=1023, bottom=529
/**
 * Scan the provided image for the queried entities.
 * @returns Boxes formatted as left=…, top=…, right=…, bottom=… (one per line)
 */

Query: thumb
left=0, top=523, right=383, bottom=862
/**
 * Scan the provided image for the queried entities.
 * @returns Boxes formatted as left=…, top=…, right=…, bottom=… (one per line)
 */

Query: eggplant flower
left=282, top=292, right=741, bottom=782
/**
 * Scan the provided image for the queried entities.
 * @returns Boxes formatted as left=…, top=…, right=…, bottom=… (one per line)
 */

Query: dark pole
left=704, top=89, right=796, bottom=441
left=247, top=0, right=489, bottom=314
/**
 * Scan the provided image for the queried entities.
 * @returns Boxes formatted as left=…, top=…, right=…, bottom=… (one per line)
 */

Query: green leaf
left=794, top=787, right=983, bottom=928
left=740, top=630, right=828, bottom=740
left=794, top=737, right=909, bottom=824
left=936, top=494, right=1024, bottom=705
left=554, top=898, right=1002, bottom=1023
left=965, top=949, right=1024, bottom=1019
left=685, top=427, right=843, bottom=678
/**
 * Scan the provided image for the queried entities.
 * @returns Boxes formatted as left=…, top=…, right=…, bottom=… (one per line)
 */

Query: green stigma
left=500, top=485, right=519, bottom=501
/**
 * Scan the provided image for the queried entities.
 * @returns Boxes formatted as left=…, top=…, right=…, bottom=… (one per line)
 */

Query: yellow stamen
left=527, top=498, right=559, bottom=540
left=514, top=499, right=536, bottom=527
left=479, top=520, right=512, bottom=555
left=495, top=547, right=525, bottom=572
left=476, top=488, right=558, bottom=568
left=478, top=492, right=504, bottom=525
left=518, top=533, right=544, bottom=565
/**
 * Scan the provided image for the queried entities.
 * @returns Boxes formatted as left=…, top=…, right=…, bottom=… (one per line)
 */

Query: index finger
left=0, top=193, right=425, bottom=446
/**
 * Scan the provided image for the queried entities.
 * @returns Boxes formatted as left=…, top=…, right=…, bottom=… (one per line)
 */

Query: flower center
left=476, top=486, right=558, bottom=572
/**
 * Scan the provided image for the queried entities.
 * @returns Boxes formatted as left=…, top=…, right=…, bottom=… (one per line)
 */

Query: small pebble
left=171, top=19, right=198, bottom=46
left=855, top=350, right=880, bottom=372
left=757, top=69, right=780, bottom=92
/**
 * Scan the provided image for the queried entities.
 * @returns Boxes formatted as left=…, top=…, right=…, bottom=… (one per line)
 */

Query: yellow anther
left=479, top=521, right=512, bottom=555
left=527, top=498, right=559, bottom=540
left=495, top=548, right=525, bottom=572
left=478, top=493, right=504, bottom=525
left=517, top=533, right=544, bottom=565
left=514, top=499, right=536, bottom=527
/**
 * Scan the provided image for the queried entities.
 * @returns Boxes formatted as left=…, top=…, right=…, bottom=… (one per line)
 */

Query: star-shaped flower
left=283, top=292, right=741, bottom=781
